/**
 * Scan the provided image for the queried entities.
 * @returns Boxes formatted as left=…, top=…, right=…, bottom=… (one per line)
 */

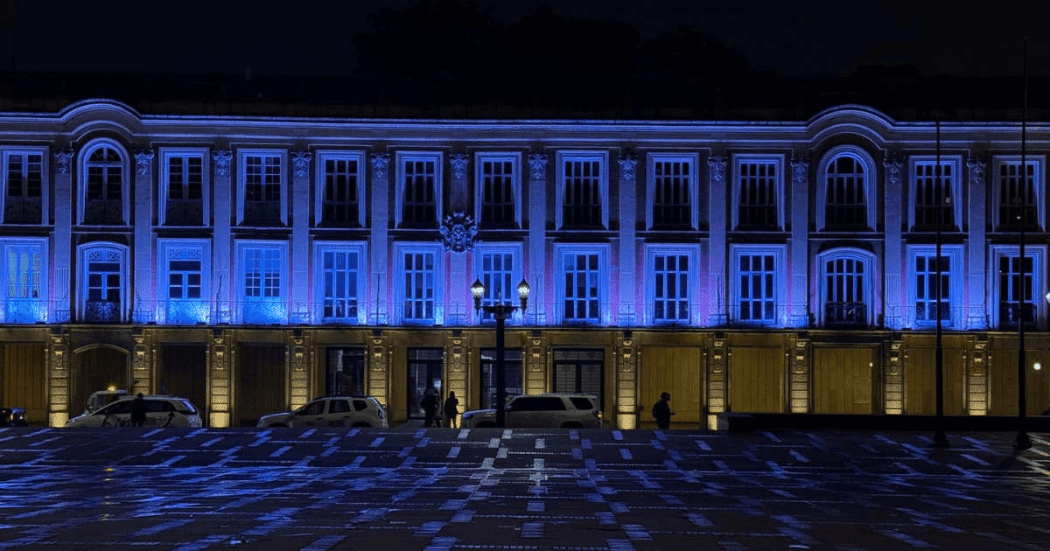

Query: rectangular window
left=168, top=259, right=202, bottom=300
left=164, top=154, right=204, bottom=226
left=238, top=241, right=287, bottom=324
left=999, top=255, right=1035, bottom=328
left=6, top=244, right=42, bottom=300
left=158, top=240, right=210, bottom=324
left=241, top=153, right=283, bottom=225
left=245, top=248, right=281, bottom=298
left=653, top=253, right=690, bottom=322
left=480, top=348, right=524, bottom=409
left=915, top=255, right=950, bottom=323
left=824, top=257, right=867, bottom=326
left=563, top=253, right=601, bottom=323
left=322, top=157, right=361, bottom=227
left=553, top=348, right=604, bottom=410
left=997, top=160, right=1039, bottom=229
left=913, top=160, right=954, bottom=227
left=737, top=160, right=779, bottom=227
left=400, top=156, right=438, bottom=228
left=322, top=249, right=360, bottom=321
left=479, top=157, right=516, bottom=228
left=562, top=158, right=603, bottom=228
left=651, top=157, right=694, bottom=228
left=738, top=254, right=776, bottom=323
left=480, top=251, right=514, bottom=321
left=326, top=348, right=365, bottom=396
left=4, top=151, right=43, bottom=224
left=403, top=251, right=435, bottom=322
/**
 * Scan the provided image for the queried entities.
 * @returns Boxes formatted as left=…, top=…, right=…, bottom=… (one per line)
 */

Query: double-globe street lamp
left=471, top=278, right=530, bottom=428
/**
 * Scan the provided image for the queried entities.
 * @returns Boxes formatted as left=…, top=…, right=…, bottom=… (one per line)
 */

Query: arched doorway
left=71, top=345, right=130, bottom=416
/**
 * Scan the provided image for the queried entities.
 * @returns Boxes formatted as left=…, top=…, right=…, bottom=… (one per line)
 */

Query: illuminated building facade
left=1, top=99, right=1049, bottom=428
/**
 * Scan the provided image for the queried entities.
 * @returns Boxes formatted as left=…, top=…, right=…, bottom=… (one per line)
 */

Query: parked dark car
left=0, top=407, right=27, bottom=427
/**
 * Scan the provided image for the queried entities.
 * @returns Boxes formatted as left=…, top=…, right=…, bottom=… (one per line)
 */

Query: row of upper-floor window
left=1, top=141, right=1046, bottom=233
left=1, top=236, right=1044, bottom=332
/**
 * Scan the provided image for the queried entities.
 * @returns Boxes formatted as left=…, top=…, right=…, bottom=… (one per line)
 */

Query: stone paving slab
left=0, top=427, right=1049, bottom=550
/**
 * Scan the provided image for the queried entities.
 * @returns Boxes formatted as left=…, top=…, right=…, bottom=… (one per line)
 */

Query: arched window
left=817, top=147, right=876, bottom=231
left=78, top=140, right=129, bottom=225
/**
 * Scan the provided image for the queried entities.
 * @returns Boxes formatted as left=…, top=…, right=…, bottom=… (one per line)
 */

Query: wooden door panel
left=814, top=348, right=874, bottom=414
left=641, top=347, right=703, bottom=425
left=1, top=344, right=47, bottom=425
left=729, top=347, right=783, bottom=413
left=236, top=345, right=286, bottom=427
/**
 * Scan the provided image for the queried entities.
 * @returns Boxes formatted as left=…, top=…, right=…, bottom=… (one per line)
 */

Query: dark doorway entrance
left=553, top=348, right=604, bottom=409
left=71, top=346, right=129, bottom=416
left=326, top=347, right=365, bottom=396
left=160, top=344, right=209, bottom=425
left=480, top=348, right=523, bottom=409
left=406, top=348, right=443, bottom=419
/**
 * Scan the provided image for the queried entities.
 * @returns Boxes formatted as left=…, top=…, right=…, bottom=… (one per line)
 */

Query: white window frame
left=159, top=148, right=210, bottom=227
left=77, top=242, right=129, bottom=323
left=556, top=151, right=609, bottom=230
left=156, top=239, right=211, bottom=324
left=0, top=237, right=48, bottom=323
left=236, top=149, right=288, bottom=226
left=1, top=147, right=49, bottom=225
left=473, top=242, right=525, bottom=324
left=732, top=154, right=785, bottom=230
left=474, top=152, right=522, bottom=228
left=989, top=245, right=1046, bottom=330
left=554, top=242, right=610, bottom=325
left=393, top=242, right=444, bottom=325
left=644, top=243, right=699, bottom=325
left=907, top=155, right=963, bottom=230
left=314, top=150, right=366, bottom=228
left=815, top=146, right=876, bottom=231
left=904, top=245, right=963, bottom=329
left=815, top=247, right=876, bottom=327
left=646, top=153, right=699, bottom=230
left=395, top=151, right=444, bottom=229
left=235, top=240, right=289, bottom=324
left=992, top=155, right=1045, bottom=231
left=77, top=139, right=130, bottom=226
left=313, top=241, right=368, bottom=324
left=729, top=244, right=786, bottom=326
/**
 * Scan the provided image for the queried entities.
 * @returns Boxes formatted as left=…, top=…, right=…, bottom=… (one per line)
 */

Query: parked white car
left=460, top=393, right=603, bottom=429
left=257, top=396, right=389, bottom=428
left=66, top=395, right=203, bottom=428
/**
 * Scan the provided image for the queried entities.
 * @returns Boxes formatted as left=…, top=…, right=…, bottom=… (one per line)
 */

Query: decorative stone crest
left=135, top=149, right=154, bottom=176
left=371, top=152, right=390, bottom=180
left=790, top=156, right=809, bottom=184
left=883, top=151, right=903, bottom=187
left=707, top=155, right=726, bottom=182
left=292, top=150, right=312, bottom=177
left=967, top=154, right=986, bottom=187
left=450, top=153, right=469, bottom=182
left=618, top=153, right=637, bottom=182
left=527, top=153, right=547, bottom=181
left=212, top=149, right=232, bottom=176
left=53, top=148, right=74, bottom=175
left=439, top=211, right=478, bottom=253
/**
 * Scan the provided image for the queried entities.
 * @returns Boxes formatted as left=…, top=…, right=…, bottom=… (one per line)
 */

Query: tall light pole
left=933, top=119, right=949, bottom=447
left=471, top=278, right=530, bottom=428
left=1016, top=37, right=1032, bottom=451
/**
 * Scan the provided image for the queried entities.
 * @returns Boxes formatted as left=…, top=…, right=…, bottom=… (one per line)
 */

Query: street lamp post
left=471, top=278, right=530, bottom=428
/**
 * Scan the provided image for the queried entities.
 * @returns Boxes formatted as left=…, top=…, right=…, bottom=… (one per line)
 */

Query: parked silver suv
left=257, top=396, right=389, bottom=428
left=460, top=393, right=602, bottom=429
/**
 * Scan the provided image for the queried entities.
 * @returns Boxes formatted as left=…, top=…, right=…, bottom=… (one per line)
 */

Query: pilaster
left=789, top=156, right=809, bottom=326
left=966, top=154, right=988, bottom=329
left=132, top=328, right=152, bottom=395
left=291, top=150, right=311, bottom=323
left=883, top=334, right=904, bottom=414
left=211, top=149, right=233, bottom=324
left=617, top=330, right=638, bottom=429
left=968, top=335, right=989, bottom=414
left=706, top=333, right=727, bottom=429
left=370, top=153, right=390, bottom=325
left=209, top=328, right=231, bottom=427
left=52, top=148, right=73, bottom=322
left=445, top=331, right=467, bottom=422
left=883, top=152, right=904, bottom=328
left=789, top=333, right=810, bottom=413
left=48, top=329, right=70, bottom=427
left=527, top=330, right=546, bottom=395
left=368, top=330, right=389, bottom=409
left=289, top=329, right=309, bottom=410
left=133, top=149, right=155, bottom=322
left=527, top=153, right=548, bottom=326
left=707, top=155, right=727, bottom=325
left=618, top=153, right=638, bottom=326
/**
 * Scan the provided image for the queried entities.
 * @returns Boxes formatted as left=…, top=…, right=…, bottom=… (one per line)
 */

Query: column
left=370, top=153, right=390, bottom=325
left=445, top=153, right=471, bottom=325
left=789, top=156, right=809, bottom=327
left=48, top=329, right=70, bottom=427
left=209, top=328, right=231, bottom=427
left=527, top=153, right=548, bottom=326
left=133, top=149, right=155, bottom=323
left=966, top=155, right=988, bottom=329
left=618, top=153, right=637, bottom=326
left=51, top=148, right=73, bottom=323
left=707, top=155, right=727, bottom=325
left=883, top=152, right=904, bottom=329
left=291, top=150, right=311, bottom=323
left=212, top=149, right=233, bottom=323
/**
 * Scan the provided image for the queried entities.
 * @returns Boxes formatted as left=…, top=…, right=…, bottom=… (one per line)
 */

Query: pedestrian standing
left=443, top=391, right=460, bottom=428
left=131, top=393, right=147, bottom=427
left=422, top=386, right=439, bottom=427
left=652, top=392, right=673, bottom=430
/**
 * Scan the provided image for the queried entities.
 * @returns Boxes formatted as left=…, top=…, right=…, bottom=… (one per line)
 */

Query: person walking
left=130, top=393, right=147, bottom=427
left=652, top=392, right=674, bottom=430
left=443, top=391, right=460, bottom=428
left=421, top=386, right=439, bottom=427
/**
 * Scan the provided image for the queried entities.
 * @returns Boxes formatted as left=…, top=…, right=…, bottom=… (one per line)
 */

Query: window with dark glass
left=84, top=147, right=124, bottom=225
left=243, top=155, right=282, bottom=224
left=652, top=160, right=691, bottom=228
left=738, top=161, right=778, bottom=227
left=166, top=155, right=203, bottom=226
left=402, top=159, right=437, bottom=227
left=4, top=152, right=43, bottom=224
left=915, top=255, right=950, bottom=324
left=999, top=255, right=1035, bottom=328
left=562, top=159, right=602, bottom=228
left=653, top=253, right=689, bottom=323
left=824, top=155, right=866, bottom=228
left=913, top=161, right=953, bottom=228
left=738, top=254, right=775, bottom=322
left=998, top=161, right=1038, bottom=229
left=824, top=257, right=866, bottom=326
left=323, top=157, right=360, bottom=227
left=480, top=348, right=523, bottom=409
left=481, top=159, right=515, bottom=228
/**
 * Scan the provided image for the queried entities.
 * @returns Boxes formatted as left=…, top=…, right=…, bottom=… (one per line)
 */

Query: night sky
left=0, top=0, right=1046, bottom=79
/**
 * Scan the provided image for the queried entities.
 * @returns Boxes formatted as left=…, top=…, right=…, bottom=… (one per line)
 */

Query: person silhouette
left=652, top=392, right=673, bottom=430
left=443, top=391, right=460, bottom=428
left=131, top=393, right=147, bottom=427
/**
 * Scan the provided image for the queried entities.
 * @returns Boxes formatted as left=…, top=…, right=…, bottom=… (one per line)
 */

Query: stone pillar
left=617, top=330, right=638, bottom=429
left=707, top=155, right=727, bottom=325
left=706, top=334, right=728, bottom=429
left=445, top=331, right=467, bottom=422
left=969, top=335, right=989, bottom=414
left=883, top=152, right=904, bottom=329
left=527, top=153, right=547, bottom=326
left=208, top=328, right=231, bottom=427
left=883, top=334, right=904, bottom=414
left=52, top=148, right=74, bottom=322
left=211, top=149, right=233, bottom=324
left=289, top=330, right=309, bottom=409
left=526, top=330, right=546, bottom=395
left=789, top=156, right=809, bottom=327
left=368, top=330, right=389, bottom=409
left=291, top=150, right=312, bottom=324
left=618, top=153, right=637, bottom=326
left=370, top=153, right=390, bottom=325
left=445, top=153, right=471, bottom=325
left=966, top=155, right=988, bottom=329
left=134, top=149, right=155, bottom=323
left=48, top=329, right=70, bottom=427
left=132, top=328, right=152, bottom=395
left=789, top=333, right=810, bottom=413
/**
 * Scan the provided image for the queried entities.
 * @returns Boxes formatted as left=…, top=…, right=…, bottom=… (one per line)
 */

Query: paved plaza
left=1, top=426, right=1049, bottom=550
